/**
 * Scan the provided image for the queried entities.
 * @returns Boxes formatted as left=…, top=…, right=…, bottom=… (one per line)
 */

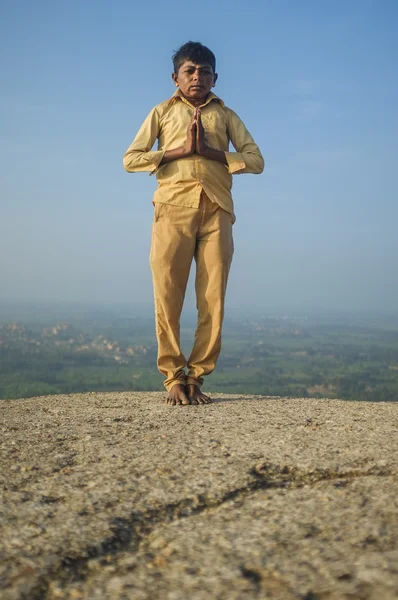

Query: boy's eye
left=185, top=67, right=212, bottom=76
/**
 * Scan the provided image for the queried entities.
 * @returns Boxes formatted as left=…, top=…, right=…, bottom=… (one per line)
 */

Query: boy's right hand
left=159, top=111, right=197, bottom=166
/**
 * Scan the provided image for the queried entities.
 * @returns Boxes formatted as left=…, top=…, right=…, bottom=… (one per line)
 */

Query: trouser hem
left=164, top=377, right=187, bottom=392
left=186, top=376, right=204, bottom=388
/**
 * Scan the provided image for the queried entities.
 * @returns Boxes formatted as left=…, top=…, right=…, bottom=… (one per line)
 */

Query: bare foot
left=187, top=384, right=212, bottom=405
left=166, top=383, right=191, bottom=406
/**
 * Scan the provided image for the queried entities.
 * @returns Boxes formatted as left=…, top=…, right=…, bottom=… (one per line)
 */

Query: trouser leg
left=187, top=195, right=234, bottom=387
left=150, top=203, right=198, bottom=391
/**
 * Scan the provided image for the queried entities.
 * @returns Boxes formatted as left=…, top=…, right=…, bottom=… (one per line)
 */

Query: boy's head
left=172, top=41, right=216, bottom=74
left=172, top=41, right=218, bottom=103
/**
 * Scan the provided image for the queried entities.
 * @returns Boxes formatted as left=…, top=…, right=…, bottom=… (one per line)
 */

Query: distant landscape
left=1, top=301, right=398, bottom=401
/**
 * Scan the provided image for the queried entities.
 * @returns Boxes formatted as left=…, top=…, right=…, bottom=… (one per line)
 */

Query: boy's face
left=172, top=61, right=218, bottom=103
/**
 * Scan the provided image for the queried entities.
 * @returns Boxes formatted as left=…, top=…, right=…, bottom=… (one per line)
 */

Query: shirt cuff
left=225, top=151, right=246, bottom=174
left=149, top=150, right=166, bottom=175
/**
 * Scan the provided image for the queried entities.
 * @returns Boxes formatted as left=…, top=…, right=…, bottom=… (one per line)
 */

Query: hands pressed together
left=183, top=108, right=208, bottom=156
left=160, top=108, right=227, bottom=166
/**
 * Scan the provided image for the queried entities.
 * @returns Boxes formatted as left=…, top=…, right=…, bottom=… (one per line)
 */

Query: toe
left=199, top=394, right=211, bottom=404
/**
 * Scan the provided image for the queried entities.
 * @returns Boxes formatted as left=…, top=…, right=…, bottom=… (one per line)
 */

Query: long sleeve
left=224, top=109, right=264, bottom=175
left=123, top=107, right=165, bottom=173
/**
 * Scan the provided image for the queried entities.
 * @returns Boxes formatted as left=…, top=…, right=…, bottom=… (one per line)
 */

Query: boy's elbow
left=253, top=155, right=265, bottom=174
left=123, top=153, right=133, bottom=172
left=123, top=150, right=151, bottom=173
left=243, top=149, right=264, bottom=174
left=123, top=151, right=141, bottom=173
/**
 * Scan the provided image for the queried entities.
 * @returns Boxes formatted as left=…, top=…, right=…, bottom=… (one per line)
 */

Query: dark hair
left=172, top=41, right=216, bottom=74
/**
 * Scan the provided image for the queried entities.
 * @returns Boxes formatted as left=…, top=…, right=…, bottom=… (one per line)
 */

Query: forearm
left=159, top=147, right=191, bottom=165
left=123, top=149, right=164, bottom=172
left=160, top=146, right=228, bottom=166
left=225, top=149, right=264, bottom=174
left=226, top=108, right=264, bottom=174
left=200, top=146, right=228, bottom=165
left=242, top=151, right=264, bottom=174
left=160, top=121, right=197, bottom=165
left=195, top=109, right=228, bottom=165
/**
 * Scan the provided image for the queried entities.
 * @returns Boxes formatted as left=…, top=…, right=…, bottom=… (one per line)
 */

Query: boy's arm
left=196, top=110, right=228, bottom=165
left=123, top=108, right=164, bottom=173
left=124, top=108, right=200, bottom=171
left=159, top=112, right=197, bottom=165
left=224, top=109, right=264, bottom=175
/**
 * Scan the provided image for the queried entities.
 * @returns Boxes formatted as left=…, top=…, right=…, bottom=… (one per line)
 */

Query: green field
left=1, top=302, right=398, bottom=401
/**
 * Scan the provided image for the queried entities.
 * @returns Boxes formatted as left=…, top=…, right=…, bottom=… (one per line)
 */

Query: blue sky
left=1, top=0, right=397, bottom=311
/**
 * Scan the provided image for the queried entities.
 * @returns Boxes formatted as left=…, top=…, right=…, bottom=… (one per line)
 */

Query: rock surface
left=1, top=392, right=398, bottom=600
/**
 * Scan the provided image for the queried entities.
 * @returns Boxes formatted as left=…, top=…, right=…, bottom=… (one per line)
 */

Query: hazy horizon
left=1, top=297, right=398, bottom=323
left=1, top=1, right=397, bottom=311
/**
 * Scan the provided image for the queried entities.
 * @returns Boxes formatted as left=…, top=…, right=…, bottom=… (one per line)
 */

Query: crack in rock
left=250, top=462, right=391, bottom=487
left=17, top=463, right=391, bottom=599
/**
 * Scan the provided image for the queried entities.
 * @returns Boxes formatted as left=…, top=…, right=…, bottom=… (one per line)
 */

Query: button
left=199, top=179, right=203, bottom=183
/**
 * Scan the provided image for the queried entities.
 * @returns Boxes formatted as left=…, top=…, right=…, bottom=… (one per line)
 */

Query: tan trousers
left=150, top=192, right=234, bottom=391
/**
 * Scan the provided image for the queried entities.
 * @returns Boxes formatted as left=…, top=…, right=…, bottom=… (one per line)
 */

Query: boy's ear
left=172, top=72, right=178, bottom=87
left=213, top=73, right=218, bottom=87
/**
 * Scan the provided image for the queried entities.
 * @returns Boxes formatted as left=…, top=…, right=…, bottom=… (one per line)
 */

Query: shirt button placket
left=198, top=158, right=203, bottom=184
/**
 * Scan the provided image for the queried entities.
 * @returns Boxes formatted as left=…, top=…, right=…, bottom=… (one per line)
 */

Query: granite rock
left=1, top=392, right=397, bottom=599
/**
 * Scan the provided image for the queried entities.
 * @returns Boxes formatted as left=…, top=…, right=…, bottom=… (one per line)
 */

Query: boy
left=123, top=42, right=264, bottom=406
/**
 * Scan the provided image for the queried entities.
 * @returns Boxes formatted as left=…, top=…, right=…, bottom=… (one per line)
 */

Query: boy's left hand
left=195, top=108, right=228, bottom=166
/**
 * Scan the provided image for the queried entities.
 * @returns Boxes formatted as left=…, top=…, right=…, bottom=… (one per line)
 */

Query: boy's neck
left=179, top=90, right=210, bottom=108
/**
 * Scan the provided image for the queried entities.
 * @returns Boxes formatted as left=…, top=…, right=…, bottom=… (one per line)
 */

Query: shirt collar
left=168, top=89, right=224, bottom=107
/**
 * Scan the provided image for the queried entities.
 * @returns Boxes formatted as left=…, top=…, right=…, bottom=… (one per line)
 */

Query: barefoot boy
left=123, top=41, right=264, bottom=406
